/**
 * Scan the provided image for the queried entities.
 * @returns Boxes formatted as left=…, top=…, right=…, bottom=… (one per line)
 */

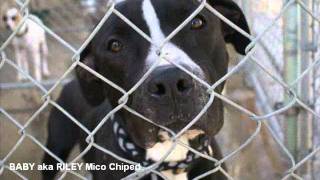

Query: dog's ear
left=76, top=44, right=105, bottom=106
left=209, top=0, right=251, bottom=55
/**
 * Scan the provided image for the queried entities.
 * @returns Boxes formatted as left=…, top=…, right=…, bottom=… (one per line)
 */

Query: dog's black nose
left=147, top=66, right=194, bottom=98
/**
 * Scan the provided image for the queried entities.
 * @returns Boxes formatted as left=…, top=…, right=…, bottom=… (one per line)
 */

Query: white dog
left=3, top=8, right=50, bottom=81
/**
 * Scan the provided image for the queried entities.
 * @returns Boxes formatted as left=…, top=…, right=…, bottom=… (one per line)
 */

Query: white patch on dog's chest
left=146, top=129, right=206, bottom=180
left=146, top=134, right=189, bottom=180
left=146, top=129, right=205, bottom=162
left=146, top=134, right=190, bottom=162
left=162, top=170, right=188, bottom=180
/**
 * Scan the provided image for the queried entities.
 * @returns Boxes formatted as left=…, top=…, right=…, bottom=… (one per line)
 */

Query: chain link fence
left=243, top=0, right=320, bottom=178
left=1, top=0, right=320, bottom=179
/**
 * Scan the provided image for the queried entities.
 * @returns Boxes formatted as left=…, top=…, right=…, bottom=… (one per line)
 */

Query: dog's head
left=3, top=8, right=22, bottom=31
left=77, top=0, right=250, bottom=149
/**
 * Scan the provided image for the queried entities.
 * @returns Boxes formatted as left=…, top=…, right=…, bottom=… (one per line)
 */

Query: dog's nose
left=147, top=66, right=194, bottom=98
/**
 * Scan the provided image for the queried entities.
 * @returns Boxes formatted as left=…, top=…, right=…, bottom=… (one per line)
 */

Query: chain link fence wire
left=1, top=0, right=320, bottom=179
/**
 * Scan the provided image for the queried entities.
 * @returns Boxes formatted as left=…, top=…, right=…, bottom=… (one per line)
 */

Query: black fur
left=42, top=79, right=92, bottom=179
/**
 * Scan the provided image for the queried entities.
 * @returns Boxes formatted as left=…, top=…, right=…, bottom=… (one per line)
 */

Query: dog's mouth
left=144, top=128, right=207, bottom=162
left=157, top=126, right=206, bottom=143
left=142, top=127, right=206, bottom=148
left=126, top=102, right=211, bottom=149
left=125, top=111, right=209, bottom=149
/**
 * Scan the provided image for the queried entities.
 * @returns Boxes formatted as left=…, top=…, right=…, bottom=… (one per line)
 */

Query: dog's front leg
left=21, top=49, right=30, bottom=78
left=31, top=47, right=42, bottom=82
left=14, top=44, right=26, bottom=81
left=42, top=109, right=80, bottom=180
left=40, top=40, right=50, bottom=77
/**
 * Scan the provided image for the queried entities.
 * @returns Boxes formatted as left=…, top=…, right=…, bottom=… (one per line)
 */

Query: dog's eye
left=191, top=16, right=206, bottom=30
left=108, top=40, right=123, bottom=53
left=2, top=15, right=7, bottom=22
left=11, top=15, right=17, bottom=21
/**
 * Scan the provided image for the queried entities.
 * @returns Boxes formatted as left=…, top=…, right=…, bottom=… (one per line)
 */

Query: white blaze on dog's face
left=3, top=8, right=21, bottom=31
left=141, top=0, right=208, bottom=165
left=142, top=0, right=205, bottom=77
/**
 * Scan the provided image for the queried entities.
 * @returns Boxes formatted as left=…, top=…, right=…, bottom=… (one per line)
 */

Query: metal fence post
left=283, top=0, right=301, bottom=159
left=298, top=0, right=313, bottom=176
left=311, top=0, right=320, bottom=177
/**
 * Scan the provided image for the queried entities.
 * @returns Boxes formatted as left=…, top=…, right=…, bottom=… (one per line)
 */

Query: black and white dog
left=43, top=0, right=250, bottom=179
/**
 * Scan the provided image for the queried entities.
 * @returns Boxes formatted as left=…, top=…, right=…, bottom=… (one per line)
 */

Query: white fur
left=4, top=8, right=50, bottom=81
left=147, top=129, right=205, bottom=179
left=5, top=8, right=19, bottom=31
left=146, top=130, right=205, bottom=162
left=146, top=134, right=189, bottom=180
left=147, top=131, right=208, bottom=180
left=162, top=170, right=188, bottom=180
left=146, top=134, right=190, bottom=162
left=185, top=129, right=205, bottom=139
left=141, top=0, right=204, bottom=77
